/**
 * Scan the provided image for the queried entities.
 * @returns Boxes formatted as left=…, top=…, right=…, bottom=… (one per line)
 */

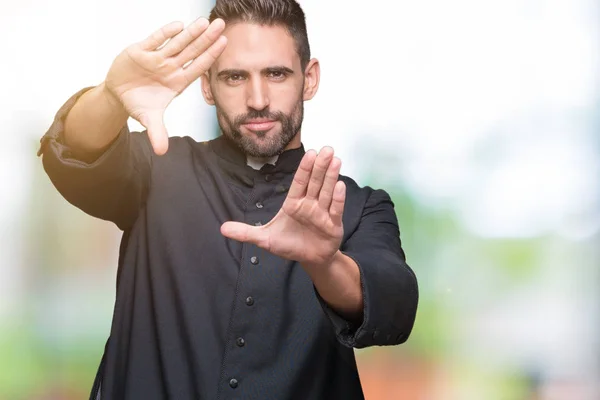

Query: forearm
left=303, top=251, right=363, bottom=323
left=64, top=82, right=129, bottom=155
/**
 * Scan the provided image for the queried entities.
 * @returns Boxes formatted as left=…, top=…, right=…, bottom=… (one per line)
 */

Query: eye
left=227, top=74, right=245, bottom=83
left=268, top=71, right=286, bottom=80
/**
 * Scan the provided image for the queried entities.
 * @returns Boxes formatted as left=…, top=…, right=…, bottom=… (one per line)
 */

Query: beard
left=215, top=97, right=304, bottom=158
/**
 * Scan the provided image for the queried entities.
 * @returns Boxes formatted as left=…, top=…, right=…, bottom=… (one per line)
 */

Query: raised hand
left=104, top=18, right=228, bottom=155
left=221, top=147, right=346, bottom=268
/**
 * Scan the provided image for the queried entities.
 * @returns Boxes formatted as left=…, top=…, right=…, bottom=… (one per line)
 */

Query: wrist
left=303, top=250, right=342, bottom=280
left=98, top=81, right=127, bottom=117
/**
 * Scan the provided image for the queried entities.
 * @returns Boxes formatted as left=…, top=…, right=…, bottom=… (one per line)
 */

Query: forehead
left=214, top=22, right=300, bottom=70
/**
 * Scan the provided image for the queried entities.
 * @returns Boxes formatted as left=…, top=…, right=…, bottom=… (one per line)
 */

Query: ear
left=303, top=58, right=320, bottom=101
left=201, top=71, right=215, bottom=105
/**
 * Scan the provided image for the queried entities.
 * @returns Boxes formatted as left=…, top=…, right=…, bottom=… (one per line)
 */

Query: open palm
left=221, top=147, right=346, bottom=268
left=104, top=18, right=227, bottom=155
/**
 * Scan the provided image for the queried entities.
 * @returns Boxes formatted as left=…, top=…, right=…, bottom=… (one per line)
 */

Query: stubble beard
left=216, top=97, right=304, bottom=158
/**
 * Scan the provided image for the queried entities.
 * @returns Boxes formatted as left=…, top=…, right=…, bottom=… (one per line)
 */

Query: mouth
left=241, top=119, right=277, bottom=132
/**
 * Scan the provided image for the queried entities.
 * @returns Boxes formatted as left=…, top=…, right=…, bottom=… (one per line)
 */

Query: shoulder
left=338, top=174, right=393, bottom=207
left=129, top=132, right=208, bottom=154
left=167, top=135, right=209, bottom=153
left=337, top=174, right=398, bottom=243
left=137, top=135, right=214, bottom=178
left=150, top=135, right=212, bottom=161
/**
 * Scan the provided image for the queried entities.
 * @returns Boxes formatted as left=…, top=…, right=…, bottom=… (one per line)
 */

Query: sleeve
left=38, top=87, right=154, bottom=231
left=317, top=188, right=419, bottom=349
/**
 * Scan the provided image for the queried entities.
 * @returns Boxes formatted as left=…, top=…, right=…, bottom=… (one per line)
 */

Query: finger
left=139, top=111, right=169, bottom=155
left=160, top=17, right=210, bottom=58
left=181, top=35, right=228, bottom=84
left=140, top=21, right=185, bottom=51
left=329, top=181, right=346, bottom=226
left=306, top=147, right=334, bottom=199
left=221, top=221, right=268, bottom=247
left=174, top=18, right=226, bottom=65
left=318, top=156, right=341, bottom=210
left=287, top=150, right=317, bottom=199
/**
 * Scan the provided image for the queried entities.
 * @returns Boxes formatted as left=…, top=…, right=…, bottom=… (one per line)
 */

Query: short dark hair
left=209, top=0, right=311, bottom=70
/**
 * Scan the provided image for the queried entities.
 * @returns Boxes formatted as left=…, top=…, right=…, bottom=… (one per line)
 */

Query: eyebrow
left=217, top=66, right=295, bottom=79
left=264, top=66, right=295, bottom=75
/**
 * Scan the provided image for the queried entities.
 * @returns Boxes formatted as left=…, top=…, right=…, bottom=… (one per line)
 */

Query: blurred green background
left=1, top=0, right=599, bottom=399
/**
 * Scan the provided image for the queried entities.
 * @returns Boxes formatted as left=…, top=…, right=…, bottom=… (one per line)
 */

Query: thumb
left=221, top=221, right=266, bottom=246
left=140, top=111, right=169, bottom=155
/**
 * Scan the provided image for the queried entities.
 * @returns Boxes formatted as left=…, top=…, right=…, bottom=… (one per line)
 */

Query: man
left=38, top=0, right=418, bottom=399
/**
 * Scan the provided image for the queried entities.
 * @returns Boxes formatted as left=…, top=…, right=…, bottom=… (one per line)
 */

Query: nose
left=246, top=76, right=270, bottom=111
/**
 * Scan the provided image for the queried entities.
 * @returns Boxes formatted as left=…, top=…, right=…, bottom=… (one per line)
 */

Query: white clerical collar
left=246, top=154, right=279, bottom=170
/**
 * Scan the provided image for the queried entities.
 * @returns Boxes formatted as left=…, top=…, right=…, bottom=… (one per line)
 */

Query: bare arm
left=63, top=82, right=129, bottom=155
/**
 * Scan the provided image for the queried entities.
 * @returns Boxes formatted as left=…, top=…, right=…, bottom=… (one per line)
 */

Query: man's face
left=204, top=23, right=306, bottom=158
